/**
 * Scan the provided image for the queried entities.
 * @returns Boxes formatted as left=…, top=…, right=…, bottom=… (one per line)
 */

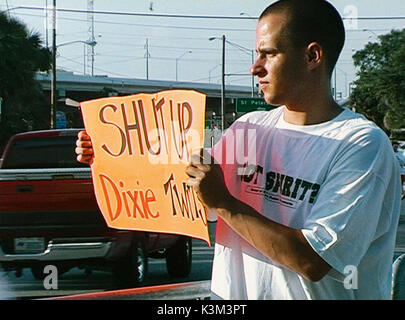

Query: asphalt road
left=0, top=223, right=216, bottom=300
left=1, top=205, right=405, bottom=300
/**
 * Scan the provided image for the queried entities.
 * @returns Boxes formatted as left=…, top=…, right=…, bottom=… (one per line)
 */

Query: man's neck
left=283, top=95, right=343, bottom=126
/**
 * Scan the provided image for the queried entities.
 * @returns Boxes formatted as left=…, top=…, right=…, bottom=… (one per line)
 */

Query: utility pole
left=45, top=0, right=49, bottom=48
left=175, top=50, right=192, bottom=81
left=145, top=38, right=150, bottom=80
left=50, top=0, right=57, bottom=129
left=251, top=50, right=255, bottom=97
left=209, top=35, right=226, bottom=132
left=334, top=68, right=337, bottom=100
left=87, top=0, right=95, bottom=76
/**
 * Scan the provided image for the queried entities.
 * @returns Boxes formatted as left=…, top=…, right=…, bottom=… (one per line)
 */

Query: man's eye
left=258, top=51, right=275, bottom=58
left=266, top=51, right=277, bottom=56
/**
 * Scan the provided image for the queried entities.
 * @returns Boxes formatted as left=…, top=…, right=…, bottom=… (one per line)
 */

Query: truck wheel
left=166, top=236, right=192, bottom=278
left=113, top=235, right=148, bottom=286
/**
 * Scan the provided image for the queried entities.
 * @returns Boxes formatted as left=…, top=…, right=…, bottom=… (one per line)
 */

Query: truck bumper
left=0, top=241, right=112, bottom=262
left=0, top=233, right=132, bottom=263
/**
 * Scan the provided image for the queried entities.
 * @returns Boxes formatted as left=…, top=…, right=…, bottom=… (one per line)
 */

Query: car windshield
left=1, top=136, right=88, bottom=169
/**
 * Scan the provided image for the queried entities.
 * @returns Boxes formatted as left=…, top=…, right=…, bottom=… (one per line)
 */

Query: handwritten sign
left=80, top=90, right=210, bottom=245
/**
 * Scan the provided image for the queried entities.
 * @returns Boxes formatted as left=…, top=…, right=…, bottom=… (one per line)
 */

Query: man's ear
left=306, top=42, right=323, bottom=71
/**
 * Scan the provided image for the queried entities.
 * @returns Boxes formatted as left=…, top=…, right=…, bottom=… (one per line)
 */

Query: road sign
left=235, top=97, right=277, bottom=113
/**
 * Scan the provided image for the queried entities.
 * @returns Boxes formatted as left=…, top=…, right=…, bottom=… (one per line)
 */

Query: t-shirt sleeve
left=302, top=128, right=399, bottom=277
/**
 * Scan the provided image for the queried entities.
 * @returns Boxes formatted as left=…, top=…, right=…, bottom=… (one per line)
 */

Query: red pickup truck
left=0, top=129, right=192, bottom=286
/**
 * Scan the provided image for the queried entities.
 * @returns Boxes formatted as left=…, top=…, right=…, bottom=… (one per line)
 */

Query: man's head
left=251, top=0, right=345, bottom=106
left=259, top=0, right=345, bottom=76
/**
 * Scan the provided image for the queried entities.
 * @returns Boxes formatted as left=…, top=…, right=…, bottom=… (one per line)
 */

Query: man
left=76, top=0, right=401, bottom=300
left=185, top=0, right=401, bottom=299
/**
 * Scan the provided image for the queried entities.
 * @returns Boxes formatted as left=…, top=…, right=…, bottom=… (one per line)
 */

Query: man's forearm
left=213, top=196, right=331, bottom=282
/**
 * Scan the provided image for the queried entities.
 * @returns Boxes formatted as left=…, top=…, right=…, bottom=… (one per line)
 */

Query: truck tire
left=165, top=236, right=192, bottom=278
left=113, top=235, right=148, bottom=287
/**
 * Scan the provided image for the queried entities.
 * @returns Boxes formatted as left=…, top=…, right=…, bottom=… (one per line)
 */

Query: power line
left=95, top=41, right=253, bottom=55
left=60, top=54, right=251, bottom=85
left=15, top=12, right=401, bottom=45
left=10, top=6, right=258, bottom=19
left=8, top=4, right=396, bottom=89
left=14, top=12, right=254, bottom=32
left=10, top=6, right=405, bottom=21
left=58, top=55, right=136, bottom=78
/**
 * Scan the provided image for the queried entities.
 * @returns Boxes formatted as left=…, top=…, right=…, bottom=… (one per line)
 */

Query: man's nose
left=250, top=58, right=266, bottom=78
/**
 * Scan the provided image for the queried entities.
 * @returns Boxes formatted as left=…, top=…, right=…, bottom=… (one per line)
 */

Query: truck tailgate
left=0, top=168, right=98, bottom=212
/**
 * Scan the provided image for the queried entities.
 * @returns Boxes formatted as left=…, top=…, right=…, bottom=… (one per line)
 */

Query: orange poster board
left=80, top=90, right=210, bottom=245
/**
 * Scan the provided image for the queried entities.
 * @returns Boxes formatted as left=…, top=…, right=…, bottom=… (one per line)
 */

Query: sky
left=1, top=0, right=405, bottom=98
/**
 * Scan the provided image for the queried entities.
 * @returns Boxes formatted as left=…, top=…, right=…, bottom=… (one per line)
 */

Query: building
left=36, top=70, right=258, bottom=129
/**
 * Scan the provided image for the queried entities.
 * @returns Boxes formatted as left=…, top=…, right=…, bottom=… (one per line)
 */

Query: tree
left=350, top=29, right=405, bottom=134
left=0, top=12, right=51, bottom=151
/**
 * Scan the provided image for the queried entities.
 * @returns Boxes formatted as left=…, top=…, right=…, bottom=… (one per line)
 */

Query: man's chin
left=263, top=93, right=282, bottom=106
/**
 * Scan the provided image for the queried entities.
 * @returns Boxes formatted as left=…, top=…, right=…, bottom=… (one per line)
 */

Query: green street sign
left=235, top=97, right=277, bottom=113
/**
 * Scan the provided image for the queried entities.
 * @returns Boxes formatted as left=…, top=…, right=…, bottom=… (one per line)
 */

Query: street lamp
left=210, top=36, right=256, bottom=130
left=208, top=64, right=221, bottom=83
left=175, top=50, right=192, bottom=81
left=239, top=12, right=257, bottom=19
left=57, top=40, right=97, bottom=48
left=50, top=38, right=97, bottom=128
left=56, top=40, right=97, bottom=75
left=336, top=66, right=348, bottom=98
left=363, top=28, right=378, bottom=39
left=224, top=39, right=255, bottom=97
left=209, top=35, right=225, bottom=132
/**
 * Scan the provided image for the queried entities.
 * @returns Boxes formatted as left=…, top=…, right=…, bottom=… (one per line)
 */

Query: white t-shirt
left=210, top=106, right=401, bottom=300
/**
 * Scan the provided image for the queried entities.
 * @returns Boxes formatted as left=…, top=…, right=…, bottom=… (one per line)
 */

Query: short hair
left=259, top=0, right=345, bottom=76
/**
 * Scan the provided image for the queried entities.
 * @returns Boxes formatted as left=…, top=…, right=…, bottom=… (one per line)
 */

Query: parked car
left=0, top=129, right=192, bottom=285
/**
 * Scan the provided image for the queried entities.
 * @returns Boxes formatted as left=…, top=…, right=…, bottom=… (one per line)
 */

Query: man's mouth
left=259, top=81, right=270, bottom=90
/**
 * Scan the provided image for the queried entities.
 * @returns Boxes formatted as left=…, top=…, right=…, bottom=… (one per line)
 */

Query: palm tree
left=0, top=12, right=51, bottom=151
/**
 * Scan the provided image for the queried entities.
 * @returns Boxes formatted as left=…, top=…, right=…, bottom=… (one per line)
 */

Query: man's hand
left=185, top=148, right=232, bottom=209
left=75, top=130, right=94, bottom=165
left=186, top=149, right=331, bottom=281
